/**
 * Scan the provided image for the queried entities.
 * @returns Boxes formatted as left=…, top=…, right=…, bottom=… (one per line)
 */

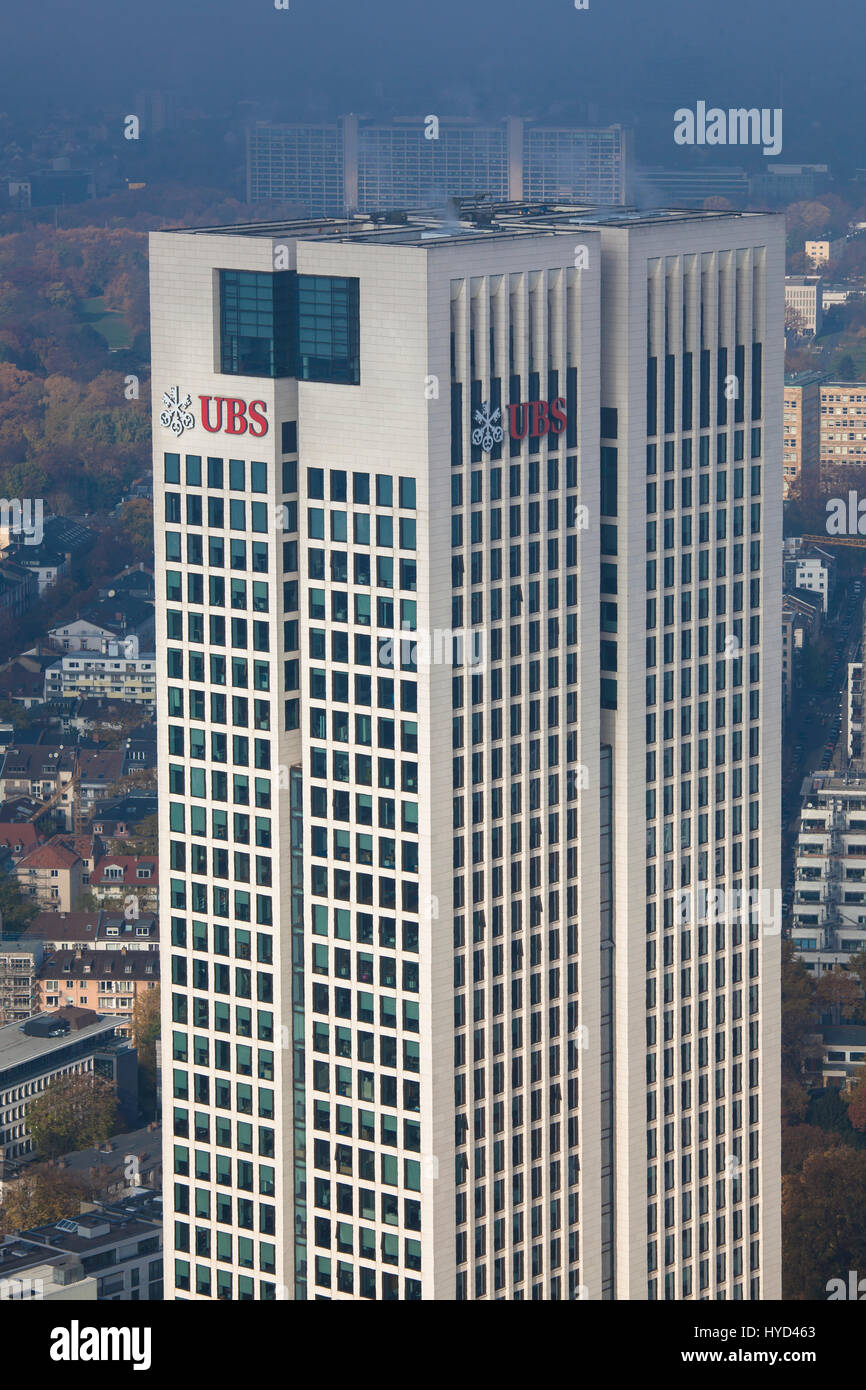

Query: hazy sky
left=1, top=0, right=863, bottom=169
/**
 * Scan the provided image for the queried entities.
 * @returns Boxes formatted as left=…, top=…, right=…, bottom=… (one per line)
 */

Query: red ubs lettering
left=507, top=398, right=567, bottom=440
left=199, top=397, right=269, bottom=437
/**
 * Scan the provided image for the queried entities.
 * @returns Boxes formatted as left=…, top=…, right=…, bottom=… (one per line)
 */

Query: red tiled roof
left=15, top=840, right=80, bottom=871
left=91, top=855, right=159, bottom=887
left=0, top=823, right=39, bottom=853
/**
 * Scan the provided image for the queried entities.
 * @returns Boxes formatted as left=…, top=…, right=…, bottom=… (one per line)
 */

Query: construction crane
left=801, top=535, right=866, bottom=549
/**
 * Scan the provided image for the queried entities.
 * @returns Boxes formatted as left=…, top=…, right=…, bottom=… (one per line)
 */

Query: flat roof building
left=0, top=1008, right=135, bottom=1158
left=247, top=117, right=630, bottom=213
left=151, top=201, right=783, bottom=1302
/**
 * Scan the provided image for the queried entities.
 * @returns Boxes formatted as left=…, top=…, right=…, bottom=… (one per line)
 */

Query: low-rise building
left=805, top=236, right=847, bottom=268
left=14, top=838, right=84, bottom=912
left=48, top=597, right=154, bottom=656
left=0, top=746, right=77, bottom=817
left=0, top=1239, right=97, bottom=1300
left=90, top=856, right=158, bottom=912
left=812, top=1024, right=866, bottom=1087
left=6, top=1123, right=162, bottom=1203
left=784, top=544, right=836, bottom=614
left=2, top=1189, right=162, bottom=1301
left=88, top=794, right=158, bottom=841
left=786, top=274, right=824, bottom=337
left=18, top=909, right=159, bottom=955
left=0, top=653, right=56, bottom=708
left=44, top=647, right=157, bottom=705
left=36, top=948, right=158, bottom=1032
left=0, top=1008, right=135, bottom=1159
left=77, top=750, right=125, bottom=808
left=0, top=822, right=40, bottom=861
left=98, top=566, right=154, bottom=604
left=0, top=941, right=42, bottom=1024
left=0, top=561, right=37, bottom=620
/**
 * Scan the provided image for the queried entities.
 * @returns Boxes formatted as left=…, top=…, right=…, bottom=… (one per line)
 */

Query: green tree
left=0, top=1165, right=89, bottom=1234
left=783, top=1146, right=866, bottom=1299
left=782, top=1123, right=845, bottom=1176
left=132, top=985, right=160, bottom=1120
left=847, top=1067, right=866, bottom=1133
left=0, top=875, right=38, bottom=937
left=781, top=940, right=817, bottom=1081
left=27, top=1071, right=118, bottom=1160
left=815, top=967, right=864, bottom=1025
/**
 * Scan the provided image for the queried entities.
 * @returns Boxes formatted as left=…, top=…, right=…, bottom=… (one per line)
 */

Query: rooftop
left=38, top=948, right=158, bottom=981
left=19, top=909, right=158, bottom=944
left=822, top=1025, right=866, bottom=1047
left=164, top=201, right=779, bottom=251
left=13, top=1189, right=162, bottom=1260
left=785, top=371, right=828, bottom=387
left=0, top=1010, right=116, bottom=1072
left=17, top=1124, right=161, bottom=1185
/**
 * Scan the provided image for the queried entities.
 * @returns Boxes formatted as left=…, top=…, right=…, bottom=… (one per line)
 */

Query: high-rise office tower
left=152, top=203, right=783, bottom=1302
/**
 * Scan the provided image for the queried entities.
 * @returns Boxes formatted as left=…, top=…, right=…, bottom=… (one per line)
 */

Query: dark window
left=600, top=447, right=618, bottom=517
left=646, top=357, right=657, bottom=437
left=297, top=276, right=360, bottom=385
left=681, top=353, right=693, bottom=431
left=220, top=270, right=292, bottom=377
left=600, top=407, right=618, bottom=440
left=751, top=344, right=762, bottom=420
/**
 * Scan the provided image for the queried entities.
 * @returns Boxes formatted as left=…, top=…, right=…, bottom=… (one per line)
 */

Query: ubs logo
left=159, top=386, right=269, bottom=439
left=199, top=396, right=269, bottom=437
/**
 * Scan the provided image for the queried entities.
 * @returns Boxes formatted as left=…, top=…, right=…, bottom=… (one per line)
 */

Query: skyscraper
left=152, top=202, right=783, bottom=1302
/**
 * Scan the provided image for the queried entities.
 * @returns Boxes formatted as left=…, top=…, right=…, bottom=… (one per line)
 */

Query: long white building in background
left=150, top=201, right=783, bottom=1302
left=247, top=117, right=630, bottom=212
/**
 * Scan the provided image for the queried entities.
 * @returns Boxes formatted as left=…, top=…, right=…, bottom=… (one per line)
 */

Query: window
left=297, top=276, right=360, bottom=385
left=220, top=270, right=292, bottom=377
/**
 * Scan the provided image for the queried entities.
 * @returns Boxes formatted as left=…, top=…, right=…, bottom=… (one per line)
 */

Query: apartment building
left=18, top=909, right=159, bottom=955
left=805, top=237, right=846, bottom=269
left=247, top=117, right=630, bottom=212
left=782, top=372, right=824, bottom=498
left=36, top=948, right=158, bottom=1031
left=790, top=774, right=866, bottom=974
left=44, top=647, right=157, bottom=705
left=151, top=202, right=782, bottom=1302
left=89, top=855, right=158, bottom=911
left=0, top=941, right=42, bottom=1024
left=14, top=838, right=84, bottom=912
left=820, top=381, right=866, bottom=467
